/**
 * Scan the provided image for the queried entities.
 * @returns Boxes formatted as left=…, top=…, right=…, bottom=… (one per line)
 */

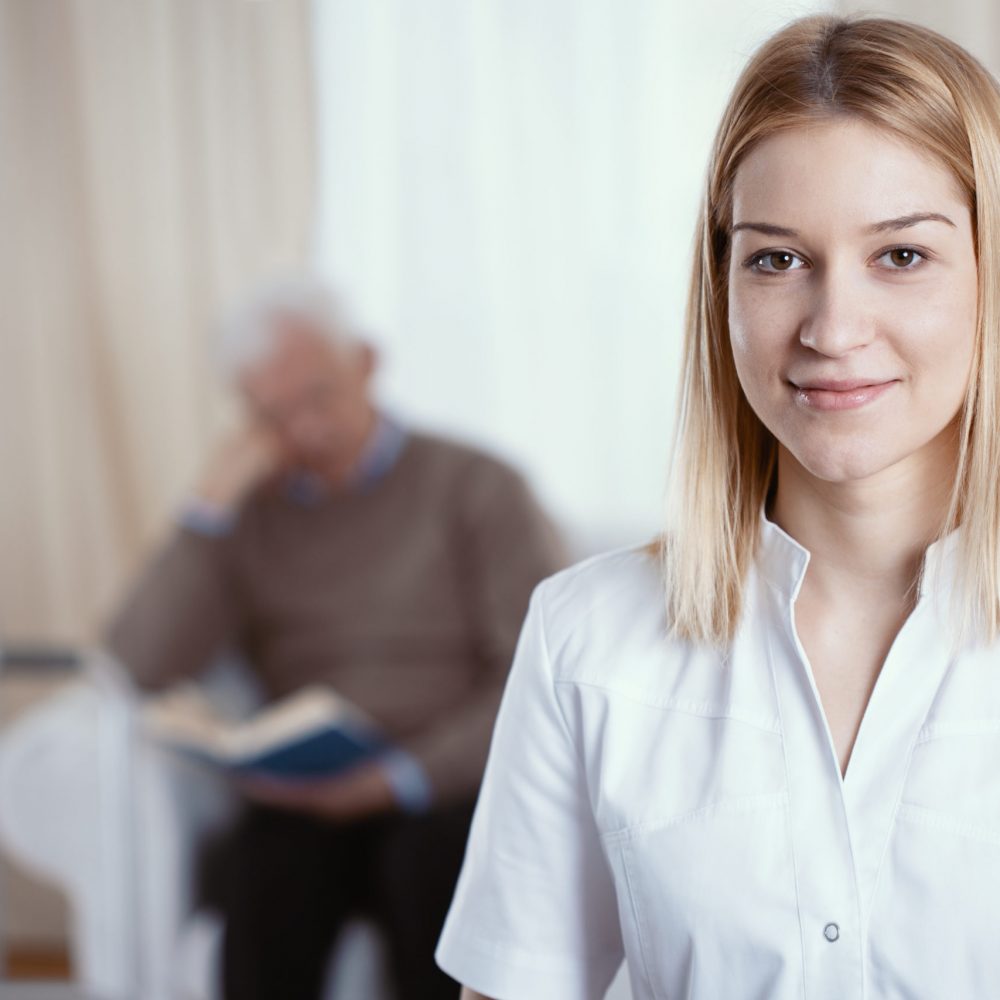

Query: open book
left=142, top=684, right=389, bottom=779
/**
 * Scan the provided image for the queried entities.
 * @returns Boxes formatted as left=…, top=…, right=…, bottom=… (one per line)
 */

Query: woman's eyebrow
left=730, top=221, right=796, bottom=237
left=731, top=212, right=956, bottom=238
left=866, top=211, right=956, bottom=233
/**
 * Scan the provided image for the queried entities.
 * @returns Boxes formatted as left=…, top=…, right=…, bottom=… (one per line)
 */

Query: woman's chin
left=782, top=440, right=898, bottom=486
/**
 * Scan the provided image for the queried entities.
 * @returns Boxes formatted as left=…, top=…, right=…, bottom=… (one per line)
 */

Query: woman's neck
left=770, top=440, right=956, bottom=603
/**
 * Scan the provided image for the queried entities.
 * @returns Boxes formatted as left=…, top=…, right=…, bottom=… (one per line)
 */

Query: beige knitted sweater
left=107, top=432, right=566, bottom=804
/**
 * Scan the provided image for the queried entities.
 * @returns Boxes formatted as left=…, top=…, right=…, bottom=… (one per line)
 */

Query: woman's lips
left=790, top=378, right=898, bottom=411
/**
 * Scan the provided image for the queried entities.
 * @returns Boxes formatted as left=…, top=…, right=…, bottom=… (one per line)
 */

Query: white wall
left=311, top=0, right=831, bottom=553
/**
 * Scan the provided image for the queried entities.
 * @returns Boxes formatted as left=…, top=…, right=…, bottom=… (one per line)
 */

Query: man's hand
left=193, top=422, right=283, bottom=513
left=236, top=761, right=398, bottom=823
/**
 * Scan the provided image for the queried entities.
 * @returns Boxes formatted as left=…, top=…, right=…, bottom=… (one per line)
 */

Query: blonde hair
left=666, top=14, right=1000, bottom=646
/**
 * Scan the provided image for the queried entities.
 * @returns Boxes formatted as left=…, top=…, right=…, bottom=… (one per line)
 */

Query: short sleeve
left=435, top=582, right=624, bottom=999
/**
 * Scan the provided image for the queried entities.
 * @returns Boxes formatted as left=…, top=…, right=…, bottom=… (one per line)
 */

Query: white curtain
left=311, top=0, right=830, bottom=551
left=0, top=0, right=315, bottom=643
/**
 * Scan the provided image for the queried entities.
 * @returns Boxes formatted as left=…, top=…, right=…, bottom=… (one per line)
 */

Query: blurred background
left=0, top=0, right=996, bottom=993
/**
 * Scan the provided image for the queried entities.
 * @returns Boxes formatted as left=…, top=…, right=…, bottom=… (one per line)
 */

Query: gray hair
left=217, top=276, right=361, bottom=379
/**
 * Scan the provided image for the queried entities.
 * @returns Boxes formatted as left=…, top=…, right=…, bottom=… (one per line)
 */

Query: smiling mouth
left=789, top=378, right=898, bottom=411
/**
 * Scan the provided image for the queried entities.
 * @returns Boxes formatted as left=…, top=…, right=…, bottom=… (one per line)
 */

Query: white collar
left=755, top=511, right=961, bottom=606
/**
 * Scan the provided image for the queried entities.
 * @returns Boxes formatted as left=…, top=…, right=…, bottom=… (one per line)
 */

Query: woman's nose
left=797, top=267, right=876, bottom=358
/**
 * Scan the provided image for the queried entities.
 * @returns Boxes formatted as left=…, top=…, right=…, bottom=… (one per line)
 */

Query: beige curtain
left=839, top=1, right=1000, bottom=75
left=0, top=0, right=315, bottom=644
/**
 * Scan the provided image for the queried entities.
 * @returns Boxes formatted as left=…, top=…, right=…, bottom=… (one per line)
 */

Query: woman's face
left=728, top=118, right=978, bottom=487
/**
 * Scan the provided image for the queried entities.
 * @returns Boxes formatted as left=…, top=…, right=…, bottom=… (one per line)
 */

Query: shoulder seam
left=539, top=547, right=662, bottom=674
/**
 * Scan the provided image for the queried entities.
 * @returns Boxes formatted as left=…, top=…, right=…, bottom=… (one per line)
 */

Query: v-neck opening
left=789, top=592, right=928, bottom=790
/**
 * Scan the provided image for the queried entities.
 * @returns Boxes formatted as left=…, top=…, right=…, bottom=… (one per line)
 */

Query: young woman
left=437, top=14, right=1000, bottom=1000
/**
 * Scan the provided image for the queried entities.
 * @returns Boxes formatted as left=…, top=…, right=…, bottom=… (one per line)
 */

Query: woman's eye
left=876, top=246, right=926, bottom=269
left=748, top=251, right=806, bottom=273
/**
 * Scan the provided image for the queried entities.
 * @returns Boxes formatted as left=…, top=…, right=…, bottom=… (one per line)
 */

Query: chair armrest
left=0, top=654, right=241, bottom=1000
left=0, top=654, right=138, bottom=997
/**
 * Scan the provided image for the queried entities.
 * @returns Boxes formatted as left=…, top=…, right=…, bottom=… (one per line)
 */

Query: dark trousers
left=210, top=800, right=474, bottom=1000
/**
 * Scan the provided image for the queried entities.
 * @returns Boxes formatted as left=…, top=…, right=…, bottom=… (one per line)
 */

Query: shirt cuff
left=178, top=498, right=237, bottom=537
left=380, top=748, right=434, bottom=813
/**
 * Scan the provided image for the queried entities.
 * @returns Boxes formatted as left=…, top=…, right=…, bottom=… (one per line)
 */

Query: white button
left=824, top=922, right=840, bottom=942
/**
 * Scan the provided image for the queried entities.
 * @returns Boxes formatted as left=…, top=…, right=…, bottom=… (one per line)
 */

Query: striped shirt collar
left=285, top=412, right=408, bottom=504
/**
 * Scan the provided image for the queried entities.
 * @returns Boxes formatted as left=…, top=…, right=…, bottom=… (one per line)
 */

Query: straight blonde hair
left=666, top=14, right=1000, bottom=646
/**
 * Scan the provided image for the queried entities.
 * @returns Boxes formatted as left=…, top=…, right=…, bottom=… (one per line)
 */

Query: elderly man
left=107, top=280, right=565, bottom=1000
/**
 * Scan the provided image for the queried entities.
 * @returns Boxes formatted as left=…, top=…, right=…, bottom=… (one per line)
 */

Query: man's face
left=238, top=318, right=375, bottom=484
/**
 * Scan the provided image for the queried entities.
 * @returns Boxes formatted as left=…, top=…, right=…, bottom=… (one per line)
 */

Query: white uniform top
left=436, top=517, right=1000, bottom=1000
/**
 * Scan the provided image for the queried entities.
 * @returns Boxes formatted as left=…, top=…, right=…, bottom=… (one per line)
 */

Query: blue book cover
left=145, top=684, right=391, bottom=780
left=228, top=720, right=389, bottom=779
